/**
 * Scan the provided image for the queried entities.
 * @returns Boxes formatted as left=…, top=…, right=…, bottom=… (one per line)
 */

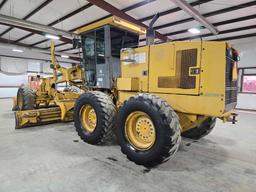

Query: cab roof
left=75, top=16, right=146, bottom=35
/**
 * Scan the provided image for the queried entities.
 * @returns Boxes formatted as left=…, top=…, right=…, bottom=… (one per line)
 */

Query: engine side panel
left=149, top=41, right=202, bottom=95
left=118, top=41, right=231, bottom=117
left=120, top=46, right=149, bottom=92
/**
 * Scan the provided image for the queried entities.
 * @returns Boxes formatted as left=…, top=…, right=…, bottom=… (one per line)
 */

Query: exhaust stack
left=146, top=13, right=160, bottom=45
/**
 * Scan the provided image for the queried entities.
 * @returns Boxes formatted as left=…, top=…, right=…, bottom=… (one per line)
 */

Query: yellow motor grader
left=15, top=15, right=238, bottom=166
left=15, top=42, right=86, bottom=128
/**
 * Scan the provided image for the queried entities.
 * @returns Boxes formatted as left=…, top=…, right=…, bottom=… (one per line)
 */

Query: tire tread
left=181, top=117, right=216, bottom=140
left=75, top=91, right=116, bottom=145
left=17, top=87, right=35, bottom=110
left=118, top=93, right=181, bottom=166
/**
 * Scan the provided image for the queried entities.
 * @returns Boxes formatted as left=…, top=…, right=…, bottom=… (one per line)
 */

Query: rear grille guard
left=225, top=49, right=238, bottom=106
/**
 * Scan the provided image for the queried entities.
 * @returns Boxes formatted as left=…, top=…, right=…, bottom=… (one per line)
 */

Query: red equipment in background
left=28, top=75, right=41, bottom=89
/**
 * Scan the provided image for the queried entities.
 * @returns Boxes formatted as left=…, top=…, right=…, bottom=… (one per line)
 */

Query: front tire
left=116, top=94, right=181, bottom=167
left=17, top=87, right=35, bottom=110
left=74, top=91, right=116, bottom=145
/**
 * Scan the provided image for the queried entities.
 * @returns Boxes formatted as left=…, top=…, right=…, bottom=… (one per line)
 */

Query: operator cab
left=76, top=16, right=146, bottom=89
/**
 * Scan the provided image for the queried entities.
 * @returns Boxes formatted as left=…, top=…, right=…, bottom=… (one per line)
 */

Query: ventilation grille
left=158, top=49, right=197, bottom=89
left=225, top=49, right=238, bottom=105
left=225, top=88, right=237, bottom=104
left=180, top=49, right=197, bottom=89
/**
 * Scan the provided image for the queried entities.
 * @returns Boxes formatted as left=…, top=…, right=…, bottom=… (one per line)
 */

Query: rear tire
left=116, top=94, right=181, bottom=167
left=17, top=87, right=35, bottom=110
left=74, top=91, right=116, bottom=145
left=181, top=117, right=216, bottom=140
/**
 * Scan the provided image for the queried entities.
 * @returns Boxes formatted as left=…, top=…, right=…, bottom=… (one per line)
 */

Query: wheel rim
left=80, top=105, right=97, bottom=133
left=125, top=111, right=156, bottom=151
